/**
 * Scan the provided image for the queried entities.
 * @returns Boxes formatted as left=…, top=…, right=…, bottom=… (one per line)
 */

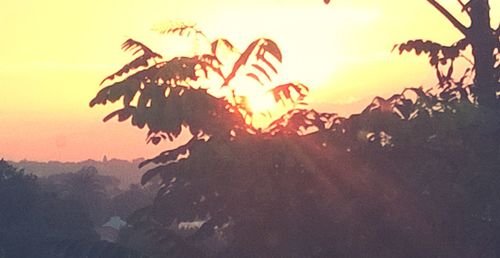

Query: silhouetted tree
left=396, top=0, right=499, bottom=107
left=90, top=25, right=320, bottom=257
left=90, top=5, right=500, bottom=257
left=90, top=25, right=308, bottom=143
left=42, top=166, right=116, bottom=224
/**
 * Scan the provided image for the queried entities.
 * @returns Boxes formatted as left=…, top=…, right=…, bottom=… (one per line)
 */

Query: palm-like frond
left=223, top=38, right=282, bottom=86
left=211, top=38, right=236, bottom=57
left=270, top=83, right=309, bottom=104
left=139, top=137, right=204, bottom=170
left=91, top=28, right=308, bottom=148
left=101, top=39, right=163, bottom=85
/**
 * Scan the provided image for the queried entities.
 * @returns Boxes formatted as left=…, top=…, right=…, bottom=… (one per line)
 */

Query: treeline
left=0, top=161, right=157, bottom=257
left=11, top=158, right=146, bottom=189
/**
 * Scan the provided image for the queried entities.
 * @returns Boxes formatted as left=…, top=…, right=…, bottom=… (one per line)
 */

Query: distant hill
left=10, top=158, right=149, bottom=189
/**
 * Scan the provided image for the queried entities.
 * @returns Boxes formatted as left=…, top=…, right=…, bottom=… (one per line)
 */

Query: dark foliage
left=90, top=25, right=308, bottom=143
left=41, top=166, right=118, bottom=224
left=81, top=2, right=499, bottom=257
left=0, top=160, right=98, bottom=257
left=397, top=0, right=499, bottom=107
left=110, top=183, right=157, bottom=219
left=0, top=160, right=153, bottom=257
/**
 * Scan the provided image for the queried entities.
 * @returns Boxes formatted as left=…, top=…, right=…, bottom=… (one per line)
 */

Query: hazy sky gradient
left=1, top=0, right=498, bottom=161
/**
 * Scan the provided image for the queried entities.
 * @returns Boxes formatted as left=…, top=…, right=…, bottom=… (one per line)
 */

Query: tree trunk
left=468, top=0, right=498, bottom=107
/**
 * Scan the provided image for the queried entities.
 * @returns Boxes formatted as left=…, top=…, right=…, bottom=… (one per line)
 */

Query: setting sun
left=245, top=90, right=292, bottom=128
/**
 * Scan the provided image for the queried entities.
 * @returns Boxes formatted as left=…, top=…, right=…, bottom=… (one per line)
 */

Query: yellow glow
left=224, top=69, right=293, bottom=129
left=244, top=85, right=306, bottom=129
left=246, top=91, right=285, bottom=129
left=247, top=93, right=277, bottom=114
left=1, top=0, right=499, bottom=161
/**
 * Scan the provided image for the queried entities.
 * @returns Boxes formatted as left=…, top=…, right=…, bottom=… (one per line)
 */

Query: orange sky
left=1, top=0, right=498, bottom=162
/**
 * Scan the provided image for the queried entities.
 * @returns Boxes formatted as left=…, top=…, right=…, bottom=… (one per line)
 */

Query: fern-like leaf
left=223, top=38, right=282, bottom=86
left=270, top=83, right=309, bottom=103
left=101, top=39, right=162, bottom=84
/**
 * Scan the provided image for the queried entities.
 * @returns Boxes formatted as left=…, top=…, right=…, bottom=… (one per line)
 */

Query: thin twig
left=460, top=54, right=474, bottom=65
left=456, top=0, right=471, bottom=14
left=427, top=0, right=469, bottom=36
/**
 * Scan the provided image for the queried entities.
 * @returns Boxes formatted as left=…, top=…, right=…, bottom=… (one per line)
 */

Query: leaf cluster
left=90, top=26, right=310, bottom=144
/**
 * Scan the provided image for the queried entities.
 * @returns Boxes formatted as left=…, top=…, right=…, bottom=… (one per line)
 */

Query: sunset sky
left=1, top=0, right=498, bottom=162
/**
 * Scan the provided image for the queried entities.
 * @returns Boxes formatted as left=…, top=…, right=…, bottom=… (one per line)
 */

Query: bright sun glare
left=226, top=65, right=299, bottom=129
left=248, top=95, right=292, bottom=129
left=247, top=92, right=277, bottom=114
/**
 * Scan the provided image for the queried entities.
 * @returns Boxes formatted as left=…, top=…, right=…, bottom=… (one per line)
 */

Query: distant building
left=96, top=216, right=127, bottom=242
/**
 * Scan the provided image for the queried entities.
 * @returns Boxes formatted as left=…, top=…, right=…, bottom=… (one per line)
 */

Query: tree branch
left=456, top=0, right=471, bottom=14
left=427, top=0, right=469, bottom=36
